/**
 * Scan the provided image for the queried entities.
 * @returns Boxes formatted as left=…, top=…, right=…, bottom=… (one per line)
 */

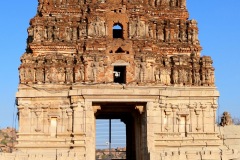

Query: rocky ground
left=0, top=127, right=17, bottom=153
left=96, top=147, right=126, bottom=159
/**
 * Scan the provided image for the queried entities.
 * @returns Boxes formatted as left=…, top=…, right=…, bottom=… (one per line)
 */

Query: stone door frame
left=93, top=102, right=146, bottom=160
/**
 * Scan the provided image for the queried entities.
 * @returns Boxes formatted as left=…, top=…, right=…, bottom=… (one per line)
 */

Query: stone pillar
left=85, top=101, right=95, bottom=160
left=71, top=100, right=86, bottom=153
left=17, top=105, right=24, bottom=133
left=67, top=109, right=73, bottom=132
left=28, top=105, right=37, bottom=133
left=42, top=105, right=48, bottom=133
left=201, top=104, right=207, bottom=132
left=172, top=104, right=178, bottom=132
left=164, top=107, right=172, bottom=132
left=212, top=103, right=218, bottom=132
left=159, top=103, right=166, bottom=132
left=195, top=108, right=201, bottom=132
left=60, top=106, right=66, bottom=133
left=146, top=101, right=158, bottom=160
left=66, top=98, right=85, bottom=157
left=188, top=104, right=195, bottom=132
left=72, top=101, right=84, bottom=133
left=34, top=109, right=42, bottom=132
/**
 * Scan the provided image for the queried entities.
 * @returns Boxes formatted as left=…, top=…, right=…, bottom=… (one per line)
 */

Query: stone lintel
left=16, top=87, right=219, bottom=99
left=69, top=87, right=219, bottom=97
left=111, top=62, right=129, bottom=66
left=82, top=96, right=158, bottom=102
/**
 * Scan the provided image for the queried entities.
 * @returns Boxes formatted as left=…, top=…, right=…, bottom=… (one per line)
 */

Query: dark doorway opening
left=95, top=103, right=146, bottom=160
left=96, top=119, right=126, bottom=160
left=113, top=66, right=126, bottom=84
left=113, top=24, right=123, bottom=39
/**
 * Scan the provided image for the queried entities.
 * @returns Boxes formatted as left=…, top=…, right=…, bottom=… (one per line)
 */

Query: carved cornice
left=30, top=45, right=76, bottom=52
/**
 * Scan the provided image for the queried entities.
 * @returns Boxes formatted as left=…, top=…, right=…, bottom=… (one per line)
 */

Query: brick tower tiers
left=19, top=0, right=214, bottom=86
left=3, top=0, right=237, bottom=160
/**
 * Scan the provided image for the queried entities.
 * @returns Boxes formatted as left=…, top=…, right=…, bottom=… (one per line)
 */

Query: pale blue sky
left=0, top=1, right=239, bottom=128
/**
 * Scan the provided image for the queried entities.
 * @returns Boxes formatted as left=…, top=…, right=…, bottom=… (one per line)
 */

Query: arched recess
left=113, top=23, right=123, bottom=39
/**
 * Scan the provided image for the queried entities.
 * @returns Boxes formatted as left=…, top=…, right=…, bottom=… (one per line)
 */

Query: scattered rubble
left=0, top=127, right=17, bottom=153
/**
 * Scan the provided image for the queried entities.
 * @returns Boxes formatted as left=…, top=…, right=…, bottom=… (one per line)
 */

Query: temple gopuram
left=0, top=0, right=240, bottom=159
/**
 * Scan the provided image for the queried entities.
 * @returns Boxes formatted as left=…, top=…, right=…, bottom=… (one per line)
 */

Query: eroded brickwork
left=19, top=0, right=214, bottom=86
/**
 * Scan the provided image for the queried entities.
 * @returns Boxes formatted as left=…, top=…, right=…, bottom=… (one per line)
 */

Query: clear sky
left=0, top=1, right=239, bottom=128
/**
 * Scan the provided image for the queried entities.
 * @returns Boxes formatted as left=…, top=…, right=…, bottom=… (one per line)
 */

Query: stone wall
left=220, top=125, right=240, bottom=151
left=14, top=85, right=226, bottom=159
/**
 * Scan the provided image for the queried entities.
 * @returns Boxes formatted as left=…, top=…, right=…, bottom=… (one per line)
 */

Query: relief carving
left=35, top=67, right=44, bottom=84
left=75, top=64, right=85, bottom=82
left=34, top=26, right=43, bottom=42
left=89, top=60, right=98, bottom=82
left=25, top=68, right=35, bottom=84
left=88, top=17, right=106, bottom=37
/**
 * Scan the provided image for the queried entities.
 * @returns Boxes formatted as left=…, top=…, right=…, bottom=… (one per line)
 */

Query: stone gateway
left=0, top=0, right=240, bottom=159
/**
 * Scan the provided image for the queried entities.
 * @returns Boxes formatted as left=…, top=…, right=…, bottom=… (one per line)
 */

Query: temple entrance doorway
left=95, top=102, right=145, bottom=160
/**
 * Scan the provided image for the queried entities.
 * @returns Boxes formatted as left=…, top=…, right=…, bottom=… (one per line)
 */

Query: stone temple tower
left=13, top=0, right=239, bottom=160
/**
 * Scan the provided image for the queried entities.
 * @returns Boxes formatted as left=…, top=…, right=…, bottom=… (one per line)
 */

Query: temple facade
left=0, top=0, right=239, bottom=159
